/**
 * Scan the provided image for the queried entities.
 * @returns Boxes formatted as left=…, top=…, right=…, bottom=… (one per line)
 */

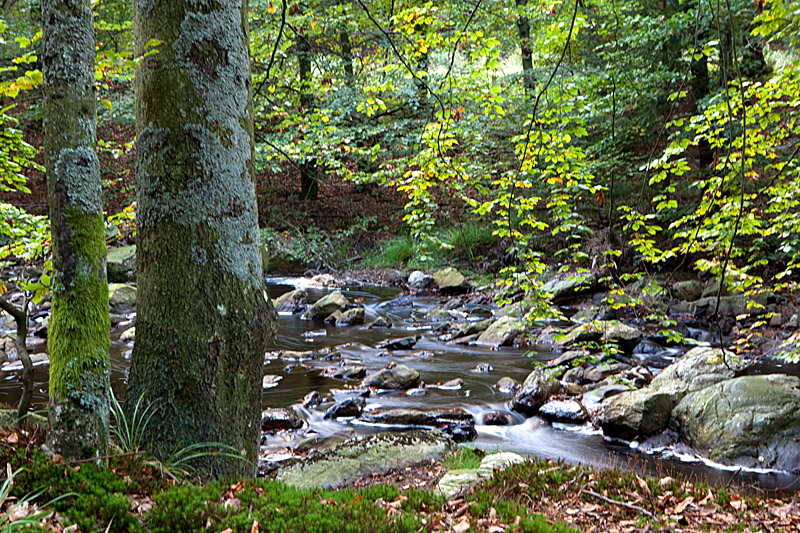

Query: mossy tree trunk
left=42, top=0, right=111, bottom=461
left=127, top=0, right=277, bottom=478
left=515, top=0, right=535, bottom=98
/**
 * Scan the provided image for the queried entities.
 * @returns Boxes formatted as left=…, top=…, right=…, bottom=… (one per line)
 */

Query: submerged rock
left=359, top=408, right=476, bottom=441
left=302, top=291, right=348, bottom=321
left=671, top=375, right=800, bottom=472
left=261, top=408, right=304, bottom=433
left=376, top=335, right=418, bottom=350
left=511, top=368, right=562, bottom=416
left=363, top=364, right=420, bottom=390
left=273, top=289, right=308, bottom=313
left=495, top=376, right=520, bottom=394
left=336, top=307, right=365, bottom=326
left=276, top=430, right=454, bottom=489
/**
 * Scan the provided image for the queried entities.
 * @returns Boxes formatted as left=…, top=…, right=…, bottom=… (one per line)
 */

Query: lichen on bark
left=127, top=0, right=277, bottom=478
left=42, top=0, right=111, bottom=461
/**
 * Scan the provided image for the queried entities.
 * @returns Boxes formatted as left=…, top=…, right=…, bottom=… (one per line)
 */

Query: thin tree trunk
left=0, top=298, right=32, bottom=421
left=298, top=33, right=319, bottom=200
left=128, top=0, right=277, bottom=478
left=515, top=0, right=534, bottom=97
left=42, top=0, right=111, bottom=461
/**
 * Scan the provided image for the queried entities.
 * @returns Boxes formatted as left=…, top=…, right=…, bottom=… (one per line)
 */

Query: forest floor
left=1, top=421, right=798, bottom=532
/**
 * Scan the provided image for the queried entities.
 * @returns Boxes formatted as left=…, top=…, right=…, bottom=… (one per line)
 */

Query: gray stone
left=274, top=289, right=308, bottom=313
left=539, top=399, right=587, bottom=424
left=598, top=347, right=742, bottom=440
left=369, top=316, right=392, bottom=328
left=363, top=364, right=420, bottom=390
left=511, top=368, right=562, bottom=416
left=275, top=430, right=454, bottom=489
left=671, top=375, right=800, bottom=472
left=564, top=320, right=642, bottom=353
left=302, top=291, right=348, bottom=320
left=671, top=294, right=769, bottom=318
left=542, top=272, right=598, bottom=303
left=433, top=267, right=470, bottom=295
left=324, top=397, right=365, bottom=419
left=495, top=376, right=520, bottom=394
left=482, top=410, right=513, bottom=425
left=562, top=366, right=584, bottom=384
left=358, top=408, right=476, bottom=441
left=571, top=306, right=614, bottom=323
left=303, top=391, right=322, bottom=409
left=108, top=283, right=137, bottom=312
left=120, top=327, right=135, bottom=342
left=106, top=245, right=137, bottom=282
left=584, top=361, right=630, bottom=382
left=336, top=307, right=365, bottom=326
left=408, top=270, right=435, bottom=290
left=436, top=469, right=480, bottom=498
left=477, top=452, right=525, bottom=478
left=261, top=408, right=304, bottom=433
left=672, top=280, right=703, bottom=302
left=475, top=316, right=524, bottom=347
left=377, top=335, right=418, bottom=350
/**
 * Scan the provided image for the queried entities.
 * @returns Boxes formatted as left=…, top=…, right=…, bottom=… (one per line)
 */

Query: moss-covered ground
left=1, top=424, right=798, bottom=532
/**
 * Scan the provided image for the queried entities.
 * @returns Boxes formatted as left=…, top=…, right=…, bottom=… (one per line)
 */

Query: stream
left=2, top=277, right=799, bottom=492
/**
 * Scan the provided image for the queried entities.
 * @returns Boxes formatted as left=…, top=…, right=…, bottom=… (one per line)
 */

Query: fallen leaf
left=251, top=518, right=259, bottom=533
left=635, top=475, right=651, bottom=495
left=674, top=496, right=694, bottom=514
left=453, top=518, right=470, bottom=533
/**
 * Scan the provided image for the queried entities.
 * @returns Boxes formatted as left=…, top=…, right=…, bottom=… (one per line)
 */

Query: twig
left=580, top=489, right=658, bottom=521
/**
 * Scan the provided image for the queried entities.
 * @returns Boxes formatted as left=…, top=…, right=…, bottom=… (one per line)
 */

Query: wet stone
left=359, top=408, right=477, bottom=442
left=538, top=399, right=587, bottom=424
left=376, top=335, right=418, bottom=350
left=324, top=397, right=365, bottom=419
left=261, top=408, right=304, bottom=433
left=495, top=376, right=520, bottom=394
left=482, top=410, right=513, bottom=426
left=303, top=391, right=322, bottom=409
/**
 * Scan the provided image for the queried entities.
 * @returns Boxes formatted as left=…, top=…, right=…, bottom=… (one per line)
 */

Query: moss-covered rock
left=302, top=291, right=348, bottom=321
left=106, top=245, right=137, bottom=283
left=108, top=283, right=137, bottom=312
left=363, top=364, right=420, bottom=390
left=511, top=368, right=561, bottom=416
left=433, top=267, right=470, bottom=295
left=475, top=316, right=524, bottom=347
left=275, top=430, right=454, bottom=489
left=671, top=375, right=800, bottom=471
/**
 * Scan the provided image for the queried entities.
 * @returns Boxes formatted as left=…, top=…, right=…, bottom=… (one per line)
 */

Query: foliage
left=147, top=479, right=433, bottom=532
left=442, top=446, right=485, bottom=470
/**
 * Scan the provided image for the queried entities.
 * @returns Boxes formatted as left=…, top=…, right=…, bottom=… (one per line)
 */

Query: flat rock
left=436, top=469, right=480, bottom=498
left=538, top=399, right=587, bottom=424
left=475, top=316, right=524, bottom=347
left=477, top=452, right=525, bottom=478
left=376, top=335, right=418, bottom=350
left=363, top=364, right=420, bottom=390
left=106, top=245, right=136, bottom=283
left=275, top=430, right=454, bottom=489
left=358, top=408, right=476, bottom=441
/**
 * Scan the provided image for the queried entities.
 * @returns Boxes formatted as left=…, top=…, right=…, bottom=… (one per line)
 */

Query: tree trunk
left=42, top=0, right=111, bottom=461
left=515, top=0, right=534, bottom=98
left=413, top=23, right=429, bottom=108
left=128, top=0, right=278, bottom=478
left=298, top=33, right=319, bottom=200
left=340, top=27, right=355, bottom=90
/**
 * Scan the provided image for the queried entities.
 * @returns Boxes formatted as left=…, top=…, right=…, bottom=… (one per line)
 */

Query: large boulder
left=598, top=347, right=743, bottom=439
left=106, top=245, right=136, bottom=283
left=273, top=289, right=308, bottom=313
left=564, top=320, right=642, bottom=353
left=542, top=272, right=598, bottom=303
left=672, top=280, right=703, bottom=302
left=671, top=294, right=769, bottom=318
left=261, top=408, right=305, bottom=433
left=275, top=430, right=454, bottom=489
left=408, top=270, right=435, bottom=291
left=671, top=375, right=800, bottom=472
left=363, top=364, right=420, bottom=390
left=108, top=283, right=137, bottom=312
left=511, top=368, right=562, bottom=416
left=475, top=317, right=525, bottom=347
left=301, top=291, right=348, bottom=321
left=359, top=408, right=476, bottom=441
left=262, top=232, right=311, bottom=275
left=433, top=267, right=470, bottom=295
left=336, top=307, right=365, bottom=326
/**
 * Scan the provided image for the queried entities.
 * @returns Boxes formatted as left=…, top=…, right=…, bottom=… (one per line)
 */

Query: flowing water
left=2, top=278, right=799, bottom=492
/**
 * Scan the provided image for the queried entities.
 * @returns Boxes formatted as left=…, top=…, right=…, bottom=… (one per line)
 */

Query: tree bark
left=128, top=0, right=278, bottom=478
left=42, top=0, right=111, bottom=461
left=298, top=32, right=319, bottom=200
left=515, top=0, right=534, bottom=98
